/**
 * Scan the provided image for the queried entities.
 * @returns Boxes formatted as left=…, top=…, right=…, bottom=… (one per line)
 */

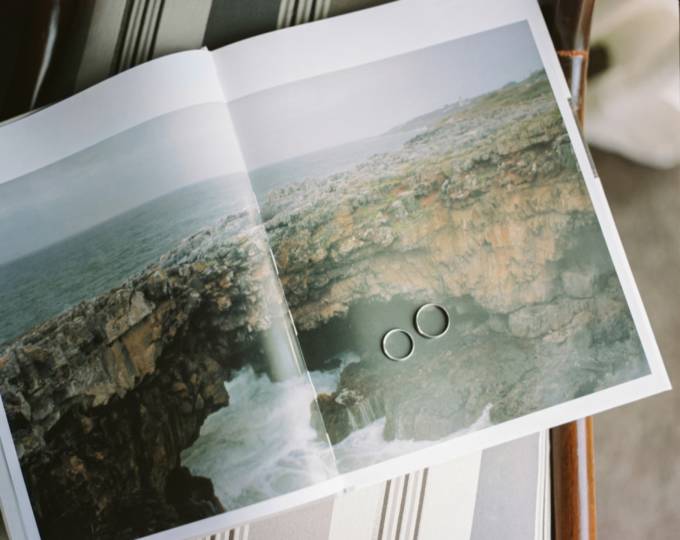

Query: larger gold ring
left=414, top=303, right=451, bottom=339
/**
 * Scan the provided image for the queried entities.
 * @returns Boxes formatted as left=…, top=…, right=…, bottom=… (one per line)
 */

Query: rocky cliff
left=0, top=211, right=285, bottom=538
left=263, top=72, right=649, bottom=446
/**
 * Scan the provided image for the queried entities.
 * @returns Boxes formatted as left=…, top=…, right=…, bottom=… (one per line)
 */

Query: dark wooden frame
left=542, top=2, right=598, bottom=539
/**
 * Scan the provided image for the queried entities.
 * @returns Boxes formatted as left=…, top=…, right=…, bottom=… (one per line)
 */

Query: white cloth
left=586, top=0, right=680, bottom=169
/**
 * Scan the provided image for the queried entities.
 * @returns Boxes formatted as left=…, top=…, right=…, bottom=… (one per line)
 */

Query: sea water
left=180, top=366, right=338, bottom=510
left=333, top=404, right=493, bottom=473
left=0, top=129, right=418, bottom=345
left=0, top=175, right=248, bottom=345
left=249, top=130, right=421, bottom=201
left=181, top=350, right=493, bottom=506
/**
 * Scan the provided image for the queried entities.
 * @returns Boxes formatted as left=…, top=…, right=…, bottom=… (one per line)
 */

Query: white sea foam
left=182, top=352, right=494, bottom=507
left=181, top=366, right=337, bottom=510
left=309, top=350, right=495, bottom=472
left=308, top=351, right=361, bottom=395
left=333, top=418, right=433, bottom=472
left=333, top=403, right=494, bottom=472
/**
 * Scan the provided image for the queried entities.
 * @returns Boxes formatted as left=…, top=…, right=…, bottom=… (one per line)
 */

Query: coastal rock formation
left=266, top=74, right=586, bottom=330
left=0, top=212, right=284, bottom=538
left=263, top=72, right=649, bottom=445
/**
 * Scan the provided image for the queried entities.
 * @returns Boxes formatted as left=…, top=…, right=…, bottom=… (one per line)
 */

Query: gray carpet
left=594, top=148, right=680, bottom=540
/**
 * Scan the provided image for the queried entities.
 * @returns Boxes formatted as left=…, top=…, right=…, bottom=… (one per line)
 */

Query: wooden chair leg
left=540, top=1, right=597, bottom=538
left=551, top=418, right=597, bottom=540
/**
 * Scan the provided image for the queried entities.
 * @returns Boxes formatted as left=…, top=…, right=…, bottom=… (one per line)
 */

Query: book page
left=0, top=52, right=337, bottom=540
left=211, top=0, right=669, bottom=493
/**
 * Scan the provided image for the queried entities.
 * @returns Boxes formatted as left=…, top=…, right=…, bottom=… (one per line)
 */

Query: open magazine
left=0, top=0, right=669, bottom=538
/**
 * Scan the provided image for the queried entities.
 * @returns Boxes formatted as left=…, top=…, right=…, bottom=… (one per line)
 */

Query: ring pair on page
left=381, top=303, right=451, bottom=362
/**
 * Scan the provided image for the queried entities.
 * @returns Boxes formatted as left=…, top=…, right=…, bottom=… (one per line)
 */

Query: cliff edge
left=0, top=213, right=282, bottom=538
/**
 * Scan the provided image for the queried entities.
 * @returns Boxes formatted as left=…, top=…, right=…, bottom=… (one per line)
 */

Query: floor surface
left=594, top=148, right=680, bottom=540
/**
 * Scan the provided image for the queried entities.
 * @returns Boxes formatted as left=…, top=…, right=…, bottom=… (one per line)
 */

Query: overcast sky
left=231, top=21, right=543, bottom=169
left=0, top=104, right=246, bottom=265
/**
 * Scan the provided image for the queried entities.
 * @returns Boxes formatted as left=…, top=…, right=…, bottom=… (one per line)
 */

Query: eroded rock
left=0, top=214, right=284, bottom=539
left=266, top=73, right=649, bottom=446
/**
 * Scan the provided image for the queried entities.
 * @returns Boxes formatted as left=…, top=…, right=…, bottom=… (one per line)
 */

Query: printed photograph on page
left=229, top=22, right=651, bottom=473
left=0, top=104, right=336, bottom=539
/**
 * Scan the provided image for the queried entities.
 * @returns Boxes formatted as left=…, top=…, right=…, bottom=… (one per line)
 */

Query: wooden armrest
left=540, top=1, right=597, bottom=539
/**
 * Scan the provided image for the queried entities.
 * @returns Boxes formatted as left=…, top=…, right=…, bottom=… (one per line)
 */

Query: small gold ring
left=381, top=328, right=415, bottom=362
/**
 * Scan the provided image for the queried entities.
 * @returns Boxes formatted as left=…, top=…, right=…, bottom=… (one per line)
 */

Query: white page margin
left=212, top=0, right=571, bottom=102
left=0, top=50, right=225, bottom=185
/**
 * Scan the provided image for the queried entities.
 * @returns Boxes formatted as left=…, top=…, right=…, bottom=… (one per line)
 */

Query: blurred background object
left=586, top=0, right=680, bottom=169
left=595, top=149, right=680, bottom=540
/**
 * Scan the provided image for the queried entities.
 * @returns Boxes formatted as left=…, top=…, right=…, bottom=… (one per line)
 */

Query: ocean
left=0, top=129, right=419, bottom=346
left=0, top=175, right=250, bottom=346
left=181, top=365, right=338, bottom=510
left=249, top=129, right=421, bottom=202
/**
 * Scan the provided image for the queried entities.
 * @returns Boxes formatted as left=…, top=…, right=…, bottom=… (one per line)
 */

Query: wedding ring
left=414, top=303, right=451, bottom=339
left=381, top=329, right=415, bottom=362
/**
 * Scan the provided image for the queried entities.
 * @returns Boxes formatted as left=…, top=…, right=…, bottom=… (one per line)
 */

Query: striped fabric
left=373, top=471, right=430, bottom=540
left=68, top=0, right=395, bottom=96
left=192, top=455, right=478, bottom=540
left=206, top=525, right=250, bottom=540
left=0, top=0, right=395, bottom=120
left=276, top=0, right=333, bottom=27
left=114, top=0, right=167, bottom=71
left=192, top=434, right=546, bottom=540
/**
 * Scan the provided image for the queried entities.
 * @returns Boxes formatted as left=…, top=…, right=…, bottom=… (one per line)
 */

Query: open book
left=0, top=0, right=669, bottom=539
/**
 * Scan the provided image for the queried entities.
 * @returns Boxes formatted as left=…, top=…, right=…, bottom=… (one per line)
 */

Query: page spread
left=0, top=1, right=669, bottom=539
